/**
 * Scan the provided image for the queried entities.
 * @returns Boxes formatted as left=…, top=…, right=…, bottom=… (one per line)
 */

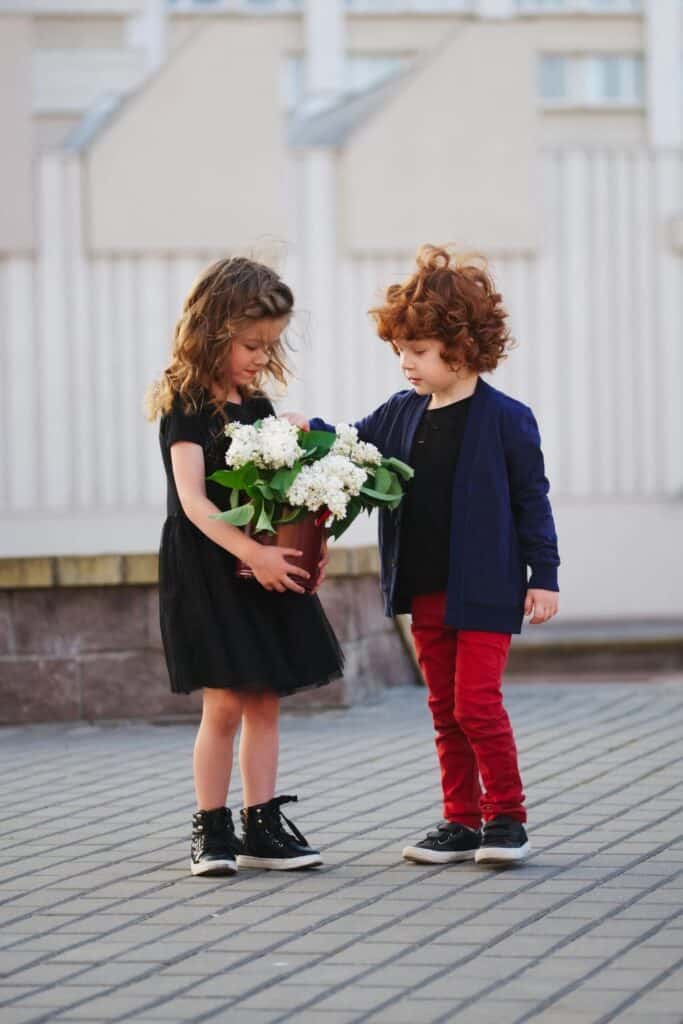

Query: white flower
left=224, top=422, right=260, bottom=469
left=331, top=423, right=359, bottom=457
left=285, top=453, right=368, bottom=524
left=225, top=417, right=304, bottom=470
left=255, top=417, right=305, bottom=469
left=353, top=440, right=382, bottom=467
left=331, top=423, right=382, bottom=467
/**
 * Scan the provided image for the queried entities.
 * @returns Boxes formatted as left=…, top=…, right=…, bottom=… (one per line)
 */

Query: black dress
left=158, top=393, right=344, bottom=696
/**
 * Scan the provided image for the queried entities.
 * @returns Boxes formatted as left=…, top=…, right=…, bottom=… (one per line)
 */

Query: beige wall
left=34, top=114, right=81, bottom=149
left=347, top=11, right=643, bottom=56
left=0, top=16, right=33, bottom=252
left=86, top=19, right=292, bottom=253
left=341, top=22, right=539, bottom=255
left=34, top=15, right=126, bottom=48
left=168, top=13, right=303, bottom=56
left=541, top=111, right=646, bottom=146
left=346, top=14, right=463, bottom=54
left=530, top=15, right=643, bottom=53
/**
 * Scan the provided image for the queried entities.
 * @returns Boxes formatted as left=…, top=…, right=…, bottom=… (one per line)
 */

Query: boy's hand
left=525, top=589, right=559, bottom=624
left=281, top=412, right=310, bottom=431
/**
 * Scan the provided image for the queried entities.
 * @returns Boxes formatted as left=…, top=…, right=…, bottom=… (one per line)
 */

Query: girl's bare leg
left=239, top=692, right=280, bottom=806
left=193, top=688, right=243, bottom=809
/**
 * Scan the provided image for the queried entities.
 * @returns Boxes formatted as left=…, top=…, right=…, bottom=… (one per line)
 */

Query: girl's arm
left=171, top=442, right=310, bottom=593
left=504, top=407, right=560, bottom=622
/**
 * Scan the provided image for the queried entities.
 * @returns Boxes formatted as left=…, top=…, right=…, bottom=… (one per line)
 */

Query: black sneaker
left=475, top=815, right=531, bottom=865
left=190, top=807, right=242, bottom=876
left=237, top=795, right=322, bottom=870
left=402, top=822, right=481, bottom=864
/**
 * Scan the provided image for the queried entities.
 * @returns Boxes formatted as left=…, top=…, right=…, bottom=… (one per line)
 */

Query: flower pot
left=235, top=513, right=326, bottom=593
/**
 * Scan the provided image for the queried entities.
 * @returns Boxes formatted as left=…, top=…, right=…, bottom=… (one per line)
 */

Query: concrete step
left=396, top=617, right=683, bottom=680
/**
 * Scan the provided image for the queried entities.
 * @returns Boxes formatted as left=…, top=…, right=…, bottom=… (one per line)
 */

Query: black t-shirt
left=395, top=395, right=473, bottom=605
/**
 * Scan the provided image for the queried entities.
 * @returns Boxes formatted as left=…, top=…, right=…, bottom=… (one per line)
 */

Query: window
left=585, top=55, right=642, bottom=103
left=539, top=54, right=644, bottom=106
left=539, top=55, right=567, bottom=101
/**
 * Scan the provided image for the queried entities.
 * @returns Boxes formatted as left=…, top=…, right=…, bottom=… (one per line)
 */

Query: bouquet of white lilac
left=207, top=417, right=413, bottom=545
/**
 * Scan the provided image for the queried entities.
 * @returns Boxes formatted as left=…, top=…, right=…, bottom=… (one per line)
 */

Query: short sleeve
left=162, top=398, right=205, bottom=448
left=257, top=396, right=276, bottom=418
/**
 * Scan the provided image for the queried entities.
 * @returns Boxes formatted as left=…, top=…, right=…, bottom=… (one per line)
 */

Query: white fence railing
left=0, top=144, right=681, bottom=557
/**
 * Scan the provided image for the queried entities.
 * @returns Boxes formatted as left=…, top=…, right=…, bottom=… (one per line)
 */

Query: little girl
left=289, top=245, right=560, bottom=866
left=147, top=257, right=344, bottom=877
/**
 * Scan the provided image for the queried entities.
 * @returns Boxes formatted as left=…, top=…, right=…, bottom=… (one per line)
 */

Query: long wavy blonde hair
left=146, top=257, right=294, bottom=420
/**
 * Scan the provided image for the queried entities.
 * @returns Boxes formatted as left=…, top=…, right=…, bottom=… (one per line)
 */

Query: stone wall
left=0, top=548, right=418, bottom=725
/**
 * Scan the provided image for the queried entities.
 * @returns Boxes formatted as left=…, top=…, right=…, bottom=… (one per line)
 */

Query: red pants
left=411, top=592, right=526, bottom=829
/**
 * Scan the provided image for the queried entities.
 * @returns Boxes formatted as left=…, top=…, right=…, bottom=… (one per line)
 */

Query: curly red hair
left=370, top=245, right=512, bottom=373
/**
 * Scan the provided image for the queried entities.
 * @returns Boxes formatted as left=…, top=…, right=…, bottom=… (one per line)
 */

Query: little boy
left=289, top=245, right=559, bottom=865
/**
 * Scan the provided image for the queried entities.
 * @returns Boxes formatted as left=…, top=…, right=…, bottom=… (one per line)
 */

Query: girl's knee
left=201, top=689, right=243, bottom=735
left=242, top=691, right=280, bottom=725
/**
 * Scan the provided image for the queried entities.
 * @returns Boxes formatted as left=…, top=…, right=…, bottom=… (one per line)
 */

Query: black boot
left=237, top=795, right=322, bottom=870
left=190, top=807, right=242, bottom=877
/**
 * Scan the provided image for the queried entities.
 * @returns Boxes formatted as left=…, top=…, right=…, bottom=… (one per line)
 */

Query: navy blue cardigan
left=311, top=377, right=560, bottom=634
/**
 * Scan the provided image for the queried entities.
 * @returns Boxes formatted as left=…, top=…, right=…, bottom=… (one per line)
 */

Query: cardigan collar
left=402, top=376, right=493, bottom=478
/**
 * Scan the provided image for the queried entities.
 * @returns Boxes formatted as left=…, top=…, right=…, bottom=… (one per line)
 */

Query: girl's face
left=396, top=338, right=460, bottom=395
left=224, top=316, right=289, bottom=390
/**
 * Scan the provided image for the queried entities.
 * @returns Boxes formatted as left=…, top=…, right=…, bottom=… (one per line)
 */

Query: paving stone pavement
left=1, top=680, right=683, bottom=1024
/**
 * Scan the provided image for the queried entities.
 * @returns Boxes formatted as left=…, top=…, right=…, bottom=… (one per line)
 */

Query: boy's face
left=396, top=338, right=459, bottom=396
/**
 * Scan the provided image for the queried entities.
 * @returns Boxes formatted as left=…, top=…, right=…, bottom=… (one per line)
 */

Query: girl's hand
left=281, top=412, right=310, bottom=431
left=524, top=589, right=559, bottom=625
left=313, top=539, right=330, bottom=593
left=248, top=545, right=310, bottom=594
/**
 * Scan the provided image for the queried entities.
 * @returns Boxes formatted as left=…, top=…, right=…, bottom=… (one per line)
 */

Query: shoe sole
left=402, top=846, right=477, bottom=865
left=236, top=853, right=322, bottom=871
left=190, top=858, right=237, bottom=876
left=475, top=842, right=531, bottom=865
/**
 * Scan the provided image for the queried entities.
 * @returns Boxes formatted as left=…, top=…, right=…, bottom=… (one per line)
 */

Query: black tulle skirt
left=158, top=515, right=344, bottom=696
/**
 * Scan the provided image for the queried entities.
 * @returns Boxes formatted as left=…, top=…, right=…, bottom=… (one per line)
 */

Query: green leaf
left=255, top=482, right=275, bottom=502
left=207, top=464, right=259, bottom=491
left=270, top=463, right=302, bottom=496
left=374, top=466, right=393, bottom=495
left=230, top=488, right=240, bottom=510
left=328, top=497, right=363, bottom=540
left=210, top=504, right=255, bottom=526
left=381, top=457, right=414, bottom=481
left=328, top=520, right=346, bottom=541
left=274, top=505, right=306, bottom=525
left=360, top=485, right=401, bottom=504
left=254, top=501, right=275, bottom=534
left=386, top=472, right=404, bottom=497
left=299, top=430, right=336, bottom=455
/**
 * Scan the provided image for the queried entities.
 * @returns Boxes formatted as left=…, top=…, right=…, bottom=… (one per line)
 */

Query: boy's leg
left=453, top=630, right=526, bottom=822
left=411, top=593, right=482, bottom=828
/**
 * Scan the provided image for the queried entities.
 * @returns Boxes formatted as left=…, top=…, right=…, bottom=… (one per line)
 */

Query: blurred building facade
left=0, top=0, right=681, bottom=620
